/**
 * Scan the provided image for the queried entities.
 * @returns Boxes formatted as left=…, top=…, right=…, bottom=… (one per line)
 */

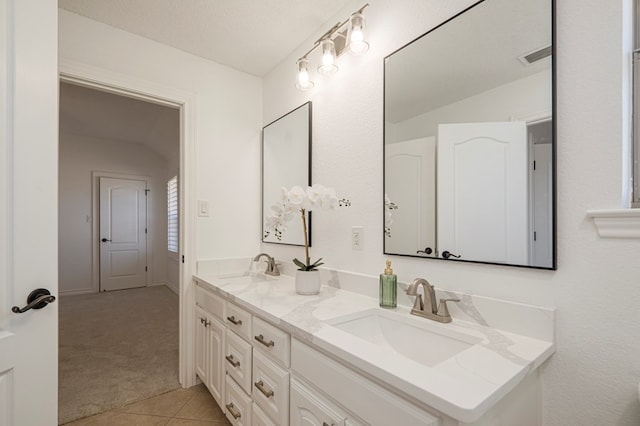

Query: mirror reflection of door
left=99, top=177, right=148, bottom=291
left=530, top=120, right=553, bottom=268
left=437, top=122, right=528, bottom=265
left=385, top=137, right=436, bottom=256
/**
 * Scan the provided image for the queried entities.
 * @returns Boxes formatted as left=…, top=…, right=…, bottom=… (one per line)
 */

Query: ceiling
left=385, top=0, right=552, bottom=123
left=59, top=82, right=180, bottom=161
left=58, top=0, right=353, bottom=77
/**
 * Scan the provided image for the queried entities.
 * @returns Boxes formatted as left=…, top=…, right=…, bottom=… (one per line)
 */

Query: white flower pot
left=295, top=270, right=321, bottom=295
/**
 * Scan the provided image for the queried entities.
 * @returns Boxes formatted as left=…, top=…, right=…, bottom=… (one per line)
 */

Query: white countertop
left=193, top=270, right=555, bottom=423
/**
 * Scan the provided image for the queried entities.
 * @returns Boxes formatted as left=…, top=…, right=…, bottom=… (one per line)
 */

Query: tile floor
left=64, top=384, right=231, bottom=425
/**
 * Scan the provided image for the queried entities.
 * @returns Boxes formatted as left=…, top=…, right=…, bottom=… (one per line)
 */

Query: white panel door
left=384, top=137, right=436, bottom=255
left=437, top=122, right=529, bottom=264
left=532, top=143, right=553, bottom=268
left=0, top=0, right=59, bottom=424
left=99, top=177, right=147, bottom=291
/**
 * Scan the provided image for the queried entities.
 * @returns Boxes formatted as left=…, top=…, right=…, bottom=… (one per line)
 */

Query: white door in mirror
left=438, top=122, right=528, bottom=264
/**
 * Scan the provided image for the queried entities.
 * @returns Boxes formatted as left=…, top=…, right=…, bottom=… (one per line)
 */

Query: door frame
left=59, top=59, right=198, bottom=388
left=93, top=172, right=150, bottom=292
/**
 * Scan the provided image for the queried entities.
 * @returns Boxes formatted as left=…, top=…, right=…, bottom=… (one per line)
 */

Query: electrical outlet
left=352, top=226, right=364, bottom=250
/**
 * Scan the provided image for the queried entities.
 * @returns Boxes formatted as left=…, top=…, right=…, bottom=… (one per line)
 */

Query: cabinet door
left=195, top=306, right=209, bottom=384
left=290, top=379, right=345, bottom=426
left=206, top=316, right=226, bottom=408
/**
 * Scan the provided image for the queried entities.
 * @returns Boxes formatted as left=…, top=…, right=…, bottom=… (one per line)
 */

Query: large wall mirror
left=262, top=102, right=312, bottom=246
left=384, top=0, right=555, bottom=269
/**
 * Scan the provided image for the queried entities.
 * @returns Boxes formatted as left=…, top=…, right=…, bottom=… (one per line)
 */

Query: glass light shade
left=347, top=12, right=369, bottom=55
left=295, top=58, right=314, bottom=90
left=318, top=39, right=338, bottom=75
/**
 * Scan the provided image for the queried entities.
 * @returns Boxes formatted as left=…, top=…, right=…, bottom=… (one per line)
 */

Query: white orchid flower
left=305, top=184, right=326, bottom=210
left=287, top=186, right=307, bottom=209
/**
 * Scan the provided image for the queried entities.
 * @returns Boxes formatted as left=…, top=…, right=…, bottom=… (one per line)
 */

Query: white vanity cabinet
left=194, top=287, right=226, bottom=407
left=291, top=338, right=441, bottom=426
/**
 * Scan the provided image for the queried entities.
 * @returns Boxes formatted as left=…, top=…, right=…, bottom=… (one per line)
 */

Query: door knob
left=442, top=250, right=461, bottom=259
left=416, top=247, right=433, bottom=255
left=101, top=238, right=112, bottom=242
left=12, top=288, right=56, bottom=314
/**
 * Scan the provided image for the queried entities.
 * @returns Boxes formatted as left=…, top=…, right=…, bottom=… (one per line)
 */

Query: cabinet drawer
left=252, top=316, right=290, bottom=367
left=225, top=329, right=252, bottom=394
left=252, top=350, right=289, bottom=425
left=291, top=338, right=440, bottom=426
left=196, top=284, right=225, bottom=321
left=225, top=374, right=252, bottom=426
left=252, top=402, right=276, bottom=426
left=225, top=302, right=252, bottom=341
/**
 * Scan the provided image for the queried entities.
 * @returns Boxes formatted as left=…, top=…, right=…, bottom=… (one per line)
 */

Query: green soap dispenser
left=379, top=260, right=397, bottom=308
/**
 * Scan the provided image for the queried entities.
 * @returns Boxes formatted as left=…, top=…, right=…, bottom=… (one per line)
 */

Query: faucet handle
left=436, top=298, right=460, bottom=318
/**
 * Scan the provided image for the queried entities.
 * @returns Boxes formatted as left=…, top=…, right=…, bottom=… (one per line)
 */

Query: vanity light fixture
left=295, top=3, right=370, bottom=91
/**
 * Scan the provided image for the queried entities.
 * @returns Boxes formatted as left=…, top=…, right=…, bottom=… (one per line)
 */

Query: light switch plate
left=197, top=200, right=209, bottom=217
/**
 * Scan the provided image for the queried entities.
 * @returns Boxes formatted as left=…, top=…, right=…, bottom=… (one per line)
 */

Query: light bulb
left=347, top=12, right=369, bottom=55
left=318, top=39, right=338, bottom=75
left=295, top=58, right=314, bottom=90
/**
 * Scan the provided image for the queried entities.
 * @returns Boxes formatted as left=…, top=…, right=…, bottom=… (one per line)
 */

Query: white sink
left=329, top=309, right=480, bottom=367
left=213, top=271, right=273, bottom=284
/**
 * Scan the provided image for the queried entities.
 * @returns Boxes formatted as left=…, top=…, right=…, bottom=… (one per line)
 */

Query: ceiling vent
left=518, top=45, right=552, bottom=66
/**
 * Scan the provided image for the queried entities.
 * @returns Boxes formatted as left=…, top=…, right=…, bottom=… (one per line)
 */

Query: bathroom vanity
left=193, top=259, right=555, bottom=426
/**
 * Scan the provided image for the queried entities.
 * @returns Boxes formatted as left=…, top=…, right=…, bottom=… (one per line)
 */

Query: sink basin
left=329, top=309, right=479, bottom=367
left=213, top=271, right=272, bottom=284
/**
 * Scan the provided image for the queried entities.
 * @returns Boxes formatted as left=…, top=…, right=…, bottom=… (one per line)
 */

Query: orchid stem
left=301, top=208, right=310, bottom=267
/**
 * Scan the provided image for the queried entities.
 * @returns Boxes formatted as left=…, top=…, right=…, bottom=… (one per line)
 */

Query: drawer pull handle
left=254, top=380, right=274, bottom=398
left=225, top=402, right=241, bottom=419
left=225, top=354, right=240, bottom=368
left=323, top=422, right=335, bottom=426
left=227, top=315, right=242, bottom=326
left=254, top=334, right=275, bottom=348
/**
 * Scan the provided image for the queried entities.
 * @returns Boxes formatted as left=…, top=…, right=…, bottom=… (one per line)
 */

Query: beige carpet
left=58, top=286, right=181, bottom=425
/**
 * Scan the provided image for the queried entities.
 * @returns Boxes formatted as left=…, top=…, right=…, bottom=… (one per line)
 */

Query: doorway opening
left=58, top=81, right=183, bottom=423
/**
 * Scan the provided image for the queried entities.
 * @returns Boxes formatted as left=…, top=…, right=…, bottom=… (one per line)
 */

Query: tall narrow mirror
left=384, top=0, right=555, bottom=269
left=262, top=102, right=312, bottom=246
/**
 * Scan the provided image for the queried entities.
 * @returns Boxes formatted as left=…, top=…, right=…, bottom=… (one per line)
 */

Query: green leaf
left=292, top=258, right=307, bottom=269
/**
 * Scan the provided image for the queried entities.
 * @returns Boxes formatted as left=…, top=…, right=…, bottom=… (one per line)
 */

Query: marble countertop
left=193, top=270, right=555, bottom=423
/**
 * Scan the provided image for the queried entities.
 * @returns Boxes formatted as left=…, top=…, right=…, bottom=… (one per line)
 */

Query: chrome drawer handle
left=323, top=422, right=335, bottom=426
left=254, top=380, right=274, bottom=398
left=225, top=354, right=240, bottom=368
left=227, top=315, right=242, bottom=326
left=225, top=402, right=241, bottom=419
left=254, top=334, right=275, bottom=348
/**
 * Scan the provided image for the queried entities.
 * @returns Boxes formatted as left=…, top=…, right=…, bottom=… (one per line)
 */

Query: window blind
left=167, top=176, right=178, bottom=252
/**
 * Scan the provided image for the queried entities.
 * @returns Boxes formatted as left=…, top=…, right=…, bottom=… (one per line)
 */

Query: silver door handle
left=101, top=238, right=112, bottom=242
left=12, top=288, right=56, bottom=314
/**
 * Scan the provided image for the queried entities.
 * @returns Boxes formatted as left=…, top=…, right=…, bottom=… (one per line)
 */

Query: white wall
left=59, top=10, right=263, bottom=264
left=58, top=133, right=169, bottom=293
left=262, top=0, right=640, bottom=425
left=387, top=71, right=552, bottom=143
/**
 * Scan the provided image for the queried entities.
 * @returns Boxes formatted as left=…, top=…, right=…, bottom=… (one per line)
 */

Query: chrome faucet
left=405, top=278, right=459, bottom=323
left=253, top=253, right=280, bottom=276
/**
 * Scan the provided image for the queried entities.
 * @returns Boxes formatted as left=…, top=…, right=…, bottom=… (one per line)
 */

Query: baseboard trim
left=59, top=288, right=96, bottom=296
